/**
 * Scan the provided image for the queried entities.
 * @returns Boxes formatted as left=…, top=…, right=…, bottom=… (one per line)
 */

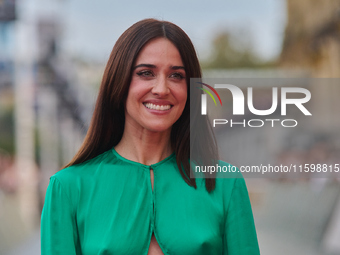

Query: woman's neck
left=115, top=124, right=172, bottom=165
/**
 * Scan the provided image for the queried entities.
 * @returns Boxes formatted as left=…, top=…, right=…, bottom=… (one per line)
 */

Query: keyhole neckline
left=111, top=147, right=175, bottom=169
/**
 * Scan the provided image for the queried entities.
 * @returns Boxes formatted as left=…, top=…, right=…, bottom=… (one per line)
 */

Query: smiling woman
left=41, top=19, right=260, bottom=255
left=122, top=38, right=187, bottom=134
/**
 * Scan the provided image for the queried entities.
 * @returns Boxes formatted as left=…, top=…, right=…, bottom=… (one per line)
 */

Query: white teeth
left=144, top=103, right=171, bottom=111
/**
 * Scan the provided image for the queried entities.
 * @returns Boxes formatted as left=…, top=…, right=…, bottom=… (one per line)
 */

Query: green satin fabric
left=41, top=148, right=260, bottom=255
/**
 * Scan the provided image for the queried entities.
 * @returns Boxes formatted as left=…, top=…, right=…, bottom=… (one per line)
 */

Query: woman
left=41, top=19, right=260, bottom=255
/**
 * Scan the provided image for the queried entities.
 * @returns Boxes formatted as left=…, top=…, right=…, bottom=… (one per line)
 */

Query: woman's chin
left=139, top=122, right=173, bottom=134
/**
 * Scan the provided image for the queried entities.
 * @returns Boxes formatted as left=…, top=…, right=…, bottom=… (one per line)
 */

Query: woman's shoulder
left=192, top=159, right=247, bottom=197
left=215, top=160, right=243, bottom=179
left=207, top=160, right=248, bottom=198
left=51, top=148, right=117, bottom=183
left=193, top=159, right=243, bottom=179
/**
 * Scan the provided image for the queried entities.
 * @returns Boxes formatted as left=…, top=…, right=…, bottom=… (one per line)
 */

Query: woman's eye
left=170, top=72, right=185, bottom=80
left=137, top=70, right=153, bottom=77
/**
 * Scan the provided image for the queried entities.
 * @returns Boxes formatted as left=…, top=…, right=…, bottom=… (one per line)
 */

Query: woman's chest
left=75, top=169, right=225, bottom=255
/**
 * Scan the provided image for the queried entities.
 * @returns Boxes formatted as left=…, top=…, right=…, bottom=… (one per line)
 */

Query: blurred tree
left=202, top=31, right=275, bottom=69
left=0, top=106, right=14, bottom=155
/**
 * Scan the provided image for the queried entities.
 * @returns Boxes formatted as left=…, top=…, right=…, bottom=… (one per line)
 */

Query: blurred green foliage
left=0, top=104, right=14, bottom=155
left=201, top=31, right=276, bottom=69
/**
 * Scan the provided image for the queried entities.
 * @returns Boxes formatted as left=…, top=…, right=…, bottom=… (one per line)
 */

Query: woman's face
left=125, top=38, right=187, bottom=133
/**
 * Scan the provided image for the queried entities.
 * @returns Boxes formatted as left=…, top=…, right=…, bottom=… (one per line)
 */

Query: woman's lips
left=143, top=102, right=172, bottom=111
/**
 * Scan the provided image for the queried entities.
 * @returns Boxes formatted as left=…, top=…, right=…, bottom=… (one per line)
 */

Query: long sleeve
left=41, top=177, right=79, bottom=255
left=224, top=177, right=260, bottom=255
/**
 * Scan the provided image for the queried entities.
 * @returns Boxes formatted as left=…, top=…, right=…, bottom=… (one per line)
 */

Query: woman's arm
left=224, top=177, right=260, bottom=255
left=41, top=177, right=79, bottom=255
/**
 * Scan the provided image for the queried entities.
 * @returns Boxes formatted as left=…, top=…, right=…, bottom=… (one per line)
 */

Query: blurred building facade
left=0, top=1, right=100, bottom=253
left=280, top=0, right=340, bottom=77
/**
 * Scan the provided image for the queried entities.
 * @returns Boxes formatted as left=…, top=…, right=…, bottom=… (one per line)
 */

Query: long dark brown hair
left=65, top=19, right=218, bottom=192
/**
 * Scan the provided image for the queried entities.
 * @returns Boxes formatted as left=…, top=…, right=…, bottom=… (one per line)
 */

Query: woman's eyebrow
left=133, top=64, right=156, bottom=70
left=171, top=66, right=185, bottom=70
left=133, top=64, right=185, bottom=71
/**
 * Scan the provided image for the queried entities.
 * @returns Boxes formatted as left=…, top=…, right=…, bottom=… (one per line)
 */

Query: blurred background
left=1, top=0, right=340, bottom=254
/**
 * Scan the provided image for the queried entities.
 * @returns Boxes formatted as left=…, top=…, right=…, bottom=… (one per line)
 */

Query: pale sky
left=20, top=0, right=286, bottom=63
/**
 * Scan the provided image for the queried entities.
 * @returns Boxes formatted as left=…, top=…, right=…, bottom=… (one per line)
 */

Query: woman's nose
left=151, top=76, right=170, bottom=97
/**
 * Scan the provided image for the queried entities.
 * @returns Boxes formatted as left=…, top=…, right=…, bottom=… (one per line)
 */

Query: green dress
left=41, top=148, right=260, bottom=255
